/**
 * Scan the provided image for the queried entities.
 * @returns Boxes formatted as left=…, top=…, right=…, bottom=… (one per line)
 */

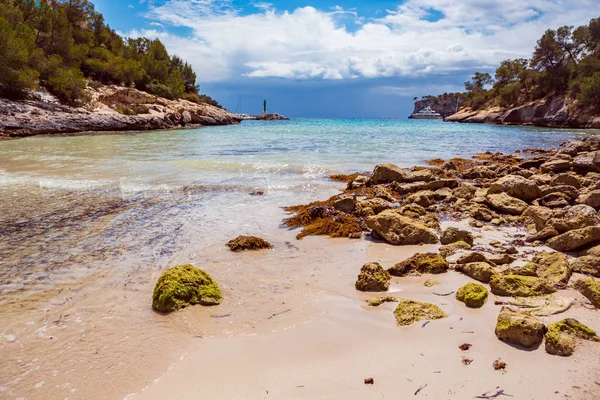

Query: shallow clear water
left=0, top=119, right=598, bottom=399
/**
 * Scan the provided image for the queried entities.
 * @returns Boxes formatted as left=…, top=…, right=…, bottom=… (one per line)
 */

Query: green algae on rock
left=573, top=278, right=600, bottom=308
left=356, top=262, right=391, bottom=292
left=152, top=264, right=222, bottom=313
left=226, top=235, right=273, bottom=251
left=490, top=275, right=557, bottom=297
left=388, top=252, right=449, bottom=276
left=495, top=307, right=546, bottom=348
left=394, top=299, right=447, bottom=326
left=532, top=252, right=572, bottom=287
left=456, top=283, right=488, bottom=308
left=545, top=318, right=599, bottom=357
left=367, top=296, right=399, bottom=307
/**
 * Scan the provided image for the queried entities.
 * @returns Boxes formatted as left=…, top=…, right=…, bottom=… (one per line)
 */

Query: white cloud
left=130, top=0, right=598, bottom=83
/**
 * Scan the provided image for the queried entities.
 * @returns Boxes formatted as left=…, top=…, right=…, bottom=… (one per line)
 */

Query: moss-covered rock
left=367, top=295, right=399, bottom=306
left=226, top=235, right=272, bottom=251
left=532, top=252, right=572, bottom=287
left=573, top=278, right=600, bottom=308
left=490, top=275, right=557, bottom=297
left=152, top=264, right=222, bottom=313
left=388, top=252, right=449, bottom=276
left=355, top=262, right=391, bottom=292
left=495, top=307, right=546, bottom=348
left=456, top=283, right=488, bottom=308
left=455, top=262, right=497, bottom=283
left=440, top=227, right=474, bottom=246
left=394, top=299, right=447, bottom=326
left=545, top=318, right=599, bottom=357
left=439, top=240, right=472, bottom=257
left=458, top=282, right=489, bottom=306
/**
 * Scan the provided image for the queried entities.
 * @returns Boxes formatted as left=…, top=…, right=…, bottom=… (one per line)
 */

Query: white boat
left=409, top=106, right=443, bottom=120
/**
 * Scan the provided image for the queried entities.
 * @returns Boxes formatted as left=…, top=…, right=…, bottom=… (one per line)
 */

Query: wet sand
left=136, top=230, right=600, bottom=400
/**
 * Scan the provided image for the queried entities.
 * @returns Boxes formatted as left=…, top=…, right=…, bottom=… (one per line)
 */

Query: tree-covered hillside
left=461, top=17, right=600, bottom=111
left=0, top=0, right=218, bottom=106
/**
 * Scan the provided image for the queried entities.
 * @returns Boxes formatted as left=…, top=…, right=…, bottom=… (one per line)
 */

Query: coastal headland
left=0, top=85, right=242, bottom=139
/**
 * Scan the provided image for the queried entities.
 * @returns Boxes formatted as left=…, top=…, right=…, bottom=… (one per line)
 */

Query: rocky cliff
left=445, top=96, right=600, bottom=129
left=0, top=85, right=241, bottom=139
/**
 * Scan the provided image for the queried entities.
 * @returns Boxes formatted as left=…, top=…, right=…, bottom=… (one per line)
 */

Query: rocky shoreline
left=0, top=85, right=241, bottom=139
left=282, top=136, right=600, bottom=356
left=445, top=96, right=600, bottom=129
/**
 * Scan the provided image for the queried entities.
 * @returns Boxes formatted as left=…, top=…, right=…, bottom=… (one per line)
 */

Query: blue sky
left=93, top=0, right=597, bottom=117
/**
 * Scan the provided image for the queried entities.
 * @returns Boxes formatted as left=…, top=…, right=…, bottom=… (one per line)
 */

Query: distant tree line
left=0, top=0, right=218, bottom=106
left=462, top=17, right=600, bottom=110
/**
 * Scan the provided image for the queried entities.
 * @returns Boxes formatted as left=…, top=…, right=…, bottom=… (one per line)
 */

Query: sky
left=92, top=0, right=598, bottom=117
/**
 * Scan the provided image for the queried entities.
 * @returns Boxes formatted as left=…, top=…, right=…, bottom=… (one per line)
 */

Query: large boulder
left=545, top=204, right=600, bottom=233
left=546, top=226, right=600, bottom=252
left=545, top=318, right=599, bottom=357
left=394, top=299, right=446, bottom=326
left=372, top=164, right=435, bottom=184
left=456, top=283, right=488, bottom=308
left=388, top=253, right=449, bottom=276
left=461, top=166, right=496, bottom=179
left=573, top=278, right=600, bottom=308
left=372, top=164, right=405, bottom=184
left=532, top=252, right=572, bottom=286
left=551, top=173, right=581, bottom=189
left=578, top=190, right=600, bottom=210
left=406, top=190, right=435, bottom=207
left=366, top=210, right=438, bottom=245
left=490, top=275, right=557, bottom=297
left=355, top=262, right=391, bottom=292
left=571, top=256, right=600, bottom=277
left=486, top=193, right=528, bottom=215
left=440, top=227, right=474, bottom=246
left=524, top=206, right=555, bottom=231
left=152, top=264, right=222, bottom=312
left=541, top=159, right=571, bottom=173
left=488, top=175, right=542, bottom=202
left=455, top=262, right=497, bottom=283
left=495, top=307, right=546, bottom=348
left=572, top=151, right=600, bottom=172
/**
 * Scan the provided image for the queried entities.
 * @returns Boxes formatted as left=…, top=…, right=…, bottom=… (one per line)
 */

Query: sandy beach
left=134, top=227, right=600, bottom=400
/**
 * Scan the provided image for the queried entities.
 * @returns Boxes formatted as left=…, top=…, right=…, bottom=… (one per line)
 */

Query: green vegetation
left=0, top=0, right=216, bottom=106
left=462, top=17, right=600, bottom=110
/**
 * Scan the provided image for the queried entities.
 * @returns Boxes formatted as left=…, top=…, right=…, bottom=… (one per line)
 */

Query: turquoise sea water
left=0, top=118, right=594, bottom=193
left=0, top=118, right=597, bottom=291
